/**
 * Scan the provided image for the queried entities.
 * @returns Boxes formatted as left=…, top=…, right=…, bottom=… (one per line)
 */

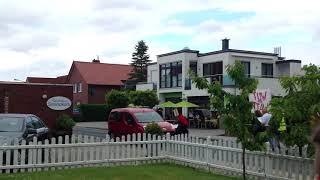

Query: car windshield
left=134, top=111, right=163, bottom=123
left=0, top=117, right=24, bottom=132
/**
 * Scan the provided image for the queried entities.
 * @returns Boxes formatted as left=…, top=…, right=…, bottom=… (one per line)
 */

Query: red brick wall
left=67, top=66, right=88, bottom=105
left=0, top=83, right=73, bottom=130
left=88, top=85, right=121, bottom=104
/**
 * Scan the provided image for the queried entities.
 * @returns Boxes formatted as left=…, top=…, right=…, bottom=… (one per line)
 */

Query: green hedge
left=79, top=104, right=111, bottom=122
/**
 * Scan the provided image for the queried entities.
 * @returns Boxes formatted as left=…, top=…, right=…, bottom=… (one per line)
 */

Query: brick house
left=27, top=59, right=133, bottom=106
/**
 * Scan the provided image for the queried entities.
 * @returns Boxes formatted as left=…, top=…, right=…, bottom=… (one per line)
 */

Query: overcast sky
left=0, top=0, right=319, bottom=81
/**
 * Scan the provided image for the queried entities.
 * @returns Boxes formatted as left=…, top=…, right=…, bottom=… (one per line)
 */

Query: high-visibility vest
left=278, top=117, right=286, bottom=132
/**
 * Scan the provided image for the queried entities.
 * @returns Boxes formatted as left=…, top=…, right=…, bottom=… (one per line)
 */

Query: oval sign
left=47, top=96, right=72, bottom=111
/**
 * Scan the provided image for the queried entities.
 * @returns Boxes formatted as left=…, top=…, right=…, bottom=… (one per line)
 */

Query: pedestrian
left=175, top=111, right=189, bottom=135
left=252, top=110, right=264, bottom=135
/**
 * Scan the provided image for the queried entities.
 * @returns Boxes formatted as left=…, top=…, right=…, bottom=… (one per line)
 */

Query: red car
left=107, top=108, right=176, bottom=137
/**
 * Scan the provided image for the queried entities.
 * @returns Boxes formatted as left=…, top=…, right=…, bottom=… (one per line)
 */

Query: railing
left=0, top=134, right=315, bottom=179
left=136, top=83, right=157, bottom=91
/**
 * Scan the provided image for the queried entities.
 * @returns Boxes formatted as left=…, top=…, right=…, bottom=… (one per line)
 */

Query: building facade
left=27, top=60, right=133, bottom=107
left=137, top=39, right=302, bottom=108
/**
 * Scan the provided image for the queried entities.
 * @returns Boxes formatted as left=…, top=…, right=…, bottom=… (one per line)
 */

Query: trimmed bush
left=129, top=90, right=159, bottom=108
left=56, top=114, right=76, bottom=131
left=79, top=104, right=110, bottom=122
left=106, top=90, right=129, bottom=109
left=144, top=122, right=163, bottom=136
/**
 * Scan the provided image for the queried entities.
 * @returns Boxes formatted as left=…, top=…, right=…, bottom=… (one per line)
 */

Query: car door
left=122, top=112, right=136, bottom=135
left=108, top=111, right=122, bottom=137
left=25, top=117, right=36, bottom=142
left=30, top=116, right=49, bottom=141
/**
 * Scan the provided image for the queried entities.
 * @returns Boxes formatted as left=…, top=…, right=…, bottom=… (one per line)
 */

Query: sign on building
left=47, top=96, right=72, bottom=111
left=249, top=89, right=271, bottom=111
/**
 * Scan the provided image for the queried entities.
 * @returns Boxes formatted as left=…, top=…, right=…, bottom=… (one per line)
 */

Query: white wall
left=147, top=64, right=158, bottom=83
left=136, top=83, right=154, bottom=91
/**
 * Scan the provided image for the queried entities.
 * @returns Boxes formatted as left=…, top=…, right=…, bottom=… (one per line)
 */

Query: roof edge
left=276, top=60, right=302, bottom=64
left=157, top=49, right=199, bottom=58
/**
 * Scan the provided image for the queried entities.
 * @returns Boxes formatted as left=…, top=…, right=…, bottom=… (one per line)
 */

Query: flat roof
left=0, top=81, right=73, bottom=87
left=276, top=60, right=302, bottom=64
left=157, top=48, right=279, bottom=58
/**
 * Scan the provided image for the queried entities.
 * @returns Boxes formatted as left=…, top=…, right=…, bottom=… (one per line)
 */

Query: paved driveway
left=73, top=121, right=225, bottom=138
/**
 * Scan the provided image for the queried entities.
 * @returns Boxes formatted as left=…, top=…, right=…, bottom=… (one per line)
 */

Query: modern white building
left=137, top=39, right=302, bottom=109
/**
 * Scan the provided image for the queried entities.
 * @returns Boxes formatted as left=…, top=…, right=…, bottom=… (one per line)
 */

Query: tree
left=191, top=61, right=266, bottom=179
left=129, top=40, right=151, bottom=82
left=269, top=64, right=320, bottom=156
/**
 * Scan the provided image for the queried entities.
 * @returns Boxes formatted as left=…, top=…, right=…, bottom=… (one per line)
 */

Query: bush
left=106, top=90, right=129, bottom=109
left=79, top=104, right=110, bottom=122
left=129, top=90, right=159, bottom=108
left=56, top=114, right=76, bottom=131
left=144, top=122, right=163, bottom=136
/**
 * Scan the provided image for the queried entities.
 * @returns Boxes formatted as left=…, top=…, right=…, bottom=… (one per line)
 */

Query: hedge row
left=78, top=104, right=111, bottom=122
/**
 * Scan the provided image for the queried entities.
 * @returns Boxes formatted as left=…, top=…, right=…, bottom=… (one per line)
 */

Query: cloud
left=0, top=0, right=319, bottom=81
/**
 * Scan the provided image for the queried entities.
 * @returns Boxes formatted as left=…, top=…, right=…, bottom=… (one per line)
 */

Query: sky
left=0, top=0, right=319, bottom=81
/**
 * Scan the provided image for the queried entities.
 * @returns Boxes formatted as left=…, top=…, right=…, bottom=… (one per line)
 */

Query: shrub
left=79, top=104, right=110, bottom=122
left=129, top=90, right=159, bottom=108
left=144, top=122, right=163, bottom=136
left=106, top=90, right=129, bottom=109
left=56, top=114, right=76, bottom=131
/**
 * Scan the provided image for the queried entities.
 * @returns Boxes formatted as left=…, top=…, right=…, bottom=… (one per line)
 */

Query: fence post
left=264, top=142, right=271, bottom=179
left=206, top=136, right=211, bottom=171
left=166, top=133, right=170, bottom=163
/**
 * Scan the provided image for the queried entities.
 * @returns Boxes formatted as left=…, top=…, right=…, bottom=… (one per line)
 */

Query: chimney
left=92, top=59, right=100, bottom=63
left=222, top=38, right=230, bottom=51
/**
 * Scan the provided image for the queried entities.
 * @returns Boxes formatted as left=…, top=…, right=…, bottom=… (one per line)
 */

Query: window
left=0, top=117, right=24, bottom=132
left=203, top=62, right=222, bottom=76
left=31, top=116, right=45, bottom=129
left=89, top=87, right=95, bottom=96
left=262, top=63, right=273, bottom=78
left=109, top=111, right=120, bottom=121
left=159, top=61, right=182, bottom=88
left=190, top=61, right=197, bottom=74
left=241, top=61, right=250, bottom=77
left=124, top=113, right=135, bottom=124
left=78, top=83, right=82, bottom=93
left=73, top=84, right=77, bottom=93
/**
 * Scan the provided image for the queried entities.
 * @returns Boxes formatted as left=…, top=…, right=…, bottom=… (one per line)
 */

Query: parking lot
left=73, top=122, right=225, bottom=139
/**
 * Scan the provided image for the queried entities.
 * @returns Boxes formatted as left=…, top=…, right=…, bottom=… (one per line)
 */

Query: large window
left=262, top=63, right=273, bottom=78
left=241, top=61, right=251, bottom=77
left=203, top=62, right=222, bottom=76
left=159, top=62, right=182, bottom=88
left=190, top=61, right=197, bottom=74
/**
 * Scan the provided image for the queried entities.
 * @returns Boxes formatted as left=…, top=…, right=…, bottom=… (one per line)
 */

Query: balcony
left=136, top=82, right=157, bottom=91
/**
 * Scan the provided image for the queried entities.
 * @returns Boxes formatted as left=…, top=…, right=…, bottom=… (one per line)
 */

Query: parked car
left=107, top=108, right=176, bottom=137
left=0, top=114, right=49, bottom=145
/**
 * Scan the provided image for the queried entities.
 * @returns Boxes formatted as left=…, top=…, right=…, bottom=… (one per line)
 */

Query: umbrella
left=159, top=101, right=177, bottom=108
left=175, top=101, right=199, bottom=108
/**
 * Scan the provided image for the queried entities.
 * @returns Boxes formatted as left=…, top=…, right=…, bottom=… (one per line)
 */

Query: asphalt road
left=73, top=122, right=225, bottom=139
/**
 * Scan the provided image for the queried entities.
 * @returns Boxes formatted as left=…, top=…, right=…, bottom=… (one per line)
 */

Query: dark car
left=108, top=108, right=176, bottom=137
left=0, top=114, right=49, bottom=145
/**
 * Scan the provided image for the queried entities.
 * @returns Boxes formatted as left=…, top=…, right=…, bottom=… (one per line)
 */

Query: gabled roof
left=69, top=61, right=133, bottom=86
left=26, top=75, right=67, bottom=84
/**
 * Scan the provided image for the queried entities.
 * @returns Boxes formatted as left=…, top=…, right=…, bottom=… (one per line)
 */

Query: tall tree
left=270, top=64, right=320, bottom=156
left=191, top=61, right=266, bottom=179
left=129, top=40, right=151, bottom=82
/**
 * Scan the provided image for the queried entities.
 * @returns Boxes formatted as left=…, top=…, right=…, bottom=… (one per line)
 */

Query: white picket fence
left=0, top=134, right=315, bottom=179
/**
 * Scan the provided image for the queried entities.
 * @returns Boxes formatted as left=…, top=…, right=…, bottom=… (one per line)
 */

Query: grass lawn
left=0, top=163, right=237, bottom=180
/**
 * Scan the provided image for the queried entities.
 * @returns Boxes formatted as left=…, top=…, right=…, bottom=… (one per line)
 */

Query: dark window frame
left=241, top=61, right=251, bottom=77
left=203, top=61, right=223, bottom=76
left=159, top=61, right=182, bottom=88
left=261, top=63, right=274, bottom=78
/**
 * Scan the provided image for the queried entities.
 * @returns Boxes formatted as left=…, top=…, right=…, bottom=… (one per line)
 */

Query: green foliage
left=270, top=64, right=320, bottom=152
left=144, top=122, right=163, bottom=136
left=191, top=61, right=264, bottom=179
left=79, top=104, right=110, bottom=122
left=129, top=90, right=159, bottom=108
left=129, top=40, right=151, bottom=82
left=106, top=90, right=130, bottom=109
left=56, top=114, right=76, bottom=130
